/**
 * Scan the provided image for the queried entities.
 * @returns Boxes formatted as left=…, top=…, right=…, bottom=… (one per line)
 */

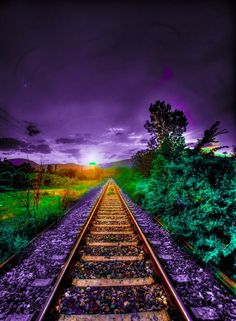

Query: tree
left=32, top=172, right=43, bottom=209
left=132, top=149, right=156, bottom=177
left=47, top=164, right=54, bottom=174
left=58, top=168, right=76, bottom=178
left=193, top=121, right=228, bottom=155
left=0, top=171, right=13, bottom=191
left=12, top=170, right=30, bottom=189
left=144, top=100, right=188, bottom=151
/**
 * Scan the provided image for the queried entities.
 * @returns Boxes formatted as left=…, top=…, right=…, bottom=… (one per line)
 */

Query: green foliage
left=0, top=180, right=100, bottom=263
left=0, top=171, right=13, bottom=191
left=13, top=235, right=29, bottom=252
left=115, top=167, right=144, bottom=203
left=0, top=158, right=104, bottom=263
left=42, top=173, right=72, bottom=187
left=115, top=99, right=235, bottom=277
left=117, top=154, right=236, bottom=275
left=12, top=170, right=31, bottom=189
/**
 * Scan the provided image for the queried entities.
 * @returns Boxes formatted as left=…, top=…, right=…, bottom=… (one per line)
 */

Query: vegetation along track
left=36, top=179, right=193, bottom=321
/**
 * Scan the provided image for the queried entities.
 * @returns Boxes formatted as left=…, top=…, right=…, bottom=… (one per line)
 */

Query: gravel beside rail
left=80, top=245, right=143, bottom=257
left=59, top=284, right=168, bottom=315
left=86, top=234, right=139, bottom=243
left=0, top=185, right=103, bottom=321
left=121, top=191, right=236, bottom=321
left=71, top=261, right=155, bottom=279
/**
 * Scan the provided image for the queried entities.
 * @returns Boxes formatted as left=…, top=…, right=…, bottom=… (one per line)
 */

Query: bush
left=13, top=235, right=29, bottom=252
left=116, top=153, right=236, bottom=275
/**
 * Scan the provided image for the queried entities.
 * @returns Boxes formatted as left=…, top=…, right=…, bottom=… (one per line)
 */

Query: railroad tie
left=96, top=215, right=127, bottom=218
left=86, top=241, right=138, bottom=246
left=81, top=254, right=144, bottom=262
left=90, top=231, right=135, bottom=235
left=59, top=310, right=171, bottom=321
left=72, top=276, right=155, bottom=287
left=96, top=218, right=128, bottom=220
left=93, top=224, right=131, bottom=228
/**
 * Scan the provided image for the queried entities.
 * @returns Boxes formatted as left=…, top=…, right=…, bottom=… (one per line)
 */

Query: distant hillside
left=8, top=158, right=40, bottom=170
left=42, top=163, right=84, bottom=172
left=100, top=159, right=132, bottom=168
left=6, top=158, right=132, bottom=171
left=43, top=160, right=132, bottom=170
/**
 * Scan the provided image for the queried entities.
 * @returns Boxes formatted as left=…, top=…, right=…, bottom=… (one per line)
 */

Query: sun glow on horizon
left=81, top=148, right=103, bottom=165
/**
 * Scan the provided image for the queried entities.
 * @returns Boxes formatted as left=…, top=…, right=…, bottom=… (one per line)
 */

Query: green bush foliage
left=116, top=100, right=236, bottom=277
left=117, top=153, right=236, bottom=275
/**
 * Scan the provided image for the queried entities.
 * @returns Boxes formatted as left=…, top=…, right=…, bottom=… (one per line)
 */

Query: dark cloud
left=60, top=148, right=80, bottom=154
left=56, top=134, right=96, bottom=145
left=60, top=148, right=80, bottom=155
left=0, top=137, right=27, bottom=150
left=27, top=143, right=51, bottom=154
left=0, top=137, right=51, bottom=154
left=26, top=123, right=41, bottom=136
left=115, top=132, right=123, bottom=136
left=2, top=152, right=12, bottom=155
left=56, top=138, right=74, bottom=144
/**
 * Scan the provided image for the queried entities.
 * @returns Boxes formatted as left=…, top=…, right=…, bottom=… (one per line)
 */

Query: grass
left=0, top=180, right=101, bottom=263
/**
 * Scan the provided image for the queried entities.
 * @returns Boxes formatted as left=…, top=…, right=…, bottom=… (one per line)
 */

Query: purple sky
left=0, top=1, right=235, bottom=164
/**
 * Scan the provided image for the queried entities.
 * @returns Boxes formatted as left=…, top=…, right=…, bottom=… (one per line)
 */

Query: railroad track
left=36, top=180, right=193, bottom=321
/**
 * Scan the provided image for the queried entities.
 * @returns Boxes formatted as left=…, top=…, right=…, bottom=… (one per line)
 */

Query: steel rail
left=36, top=179, right=193, bottom=321
left=35, top=180, right=109, bottom=321
left=113, top=180, right=194, bottom=321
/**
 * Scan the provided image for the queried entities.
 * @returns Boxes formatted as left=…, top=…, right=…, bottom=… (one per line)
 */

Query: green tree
left=0, top=171, right=13, bottom=191
left=144, top=100, right=188, bottom=154
left=12, top=170, right=31, bottom=189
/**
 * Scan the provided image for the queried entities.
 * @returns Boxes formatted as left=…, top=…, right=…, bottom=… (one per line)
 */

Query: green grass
left=0, top=180, right=101, bottom=263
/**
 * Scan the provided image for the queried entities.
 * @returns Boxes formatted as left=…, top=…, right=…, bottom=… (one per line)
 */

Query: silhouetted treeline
left=0, top=159, right=114, bottom=192
left=0, top=159, right=34, bottom=192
